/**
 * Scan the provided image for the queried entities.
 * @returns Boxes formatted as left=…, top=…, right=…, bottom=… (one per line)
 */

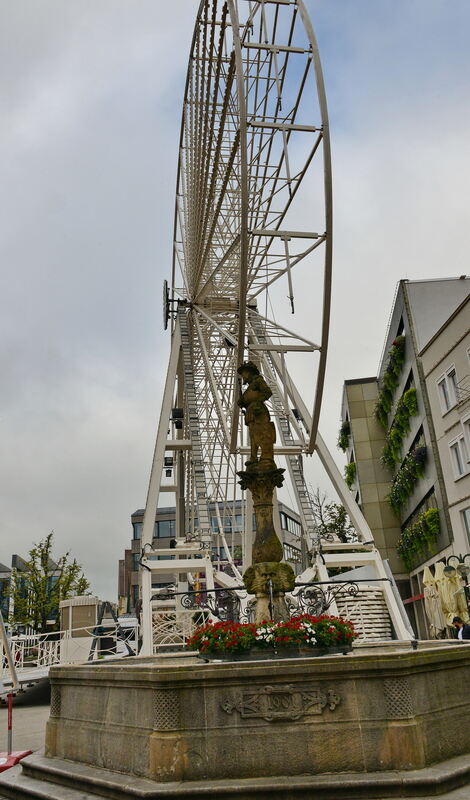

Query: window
left=462, top=508, right=470, bottom=545
left=449, top=435, right=469, bottom=479
left=462, top=415, right=470, bottom=454
left=154, top=519, right=175, bottom=538
left=283, top=543, right=302, bottom=563
left=210, top=514, right=243, bottom=533
left=437, top=366, right=458, bottom=413
left=280, top=512, right=302, bottom=538
left=132, top=522, right=142, bottom=540
left=132, top=553, right=140, bottom=571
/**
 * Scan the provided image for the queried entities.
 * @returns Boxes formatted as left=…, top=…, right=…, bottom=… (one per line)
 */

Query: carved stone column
left=237, top=361, right=295, bottom=622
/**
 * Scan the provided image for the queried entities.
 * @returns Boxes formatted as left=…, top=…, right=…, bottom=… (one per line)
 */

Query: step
left=0, top=751, right=469, bottom=800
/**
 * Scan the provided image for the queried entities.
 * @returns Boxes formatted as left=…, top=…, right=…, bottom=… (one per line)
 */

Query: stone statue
left=237, top=361, right=276, bottom=465
left=236, top=361, right=295, bottom=622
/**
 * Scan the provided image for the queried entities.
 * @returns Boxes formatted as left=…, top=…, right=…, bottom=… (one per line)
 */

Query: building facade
left=340, top=277, right=470, bottom=637
left=420, top=294, right=470, bottom=556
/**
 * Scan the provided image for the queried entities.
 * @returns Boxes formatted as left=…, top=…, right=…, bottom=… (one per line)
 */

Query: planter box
left=198, top=645, right=352, bottom=662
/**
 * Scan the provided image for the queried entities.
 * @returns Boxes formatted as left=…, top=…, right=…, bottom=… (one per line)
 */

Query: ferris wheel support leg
left=140, top=323, right=182, bottom=657
left=268, top=348, right=372, bottom=542
left=314, top=432, right=373, bottom=543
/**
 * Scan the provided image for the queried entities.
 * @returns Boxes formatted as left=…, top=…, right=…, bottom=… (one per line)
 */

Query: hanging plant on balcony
left=344, top=461, right=356, bottom=488
left=337, top=419, right=351, bottom=452
left=381, top=388, right=419, bottom=470
left=374, top=335, right=406, bottom=429
left=386, top=446, right=427, bottom=514
left=397, top=508, right=441, bottom=570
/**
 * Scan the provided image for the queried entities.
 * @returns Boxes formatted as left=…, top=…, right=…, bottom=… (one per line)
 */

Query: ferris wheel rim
left=171, top=0, right=332, bottom=453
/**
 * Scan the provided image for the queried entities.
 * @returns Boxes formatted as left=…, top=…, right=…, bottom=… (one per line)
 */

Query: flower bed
left=186, top=614, right=357, bottom=658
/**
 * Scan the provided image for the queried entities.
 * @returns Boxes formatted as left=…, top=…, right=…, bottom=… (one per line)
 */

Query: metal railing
left=1, top=620, right=139, bottom=689
left=456, top=375, right=470, bottom=406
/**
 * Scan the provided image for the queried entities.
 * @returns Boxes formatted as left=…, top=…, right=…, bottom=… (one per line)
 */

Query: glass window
left=463, top=416, right=470, bottom=454
left=462, top=508, right=470, bottom=545
left=283, top=543, right=302, bottom=562
left=132, top=553, right=140, bottom=571
left=282, top=514, right=301, bottom=538
left=155, top=519, right=174, bottom=538
left=449, top=436, right=468, bottom=478
left=437, top=366, right=458, bottom=413
left=132, top=522, right=142, bottom=540
left=438, top=378, right=450, bottom=411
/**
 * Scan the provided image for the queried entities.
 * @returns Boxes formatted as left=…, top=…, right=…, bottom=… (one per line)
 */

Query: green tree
left=309, top=488, right=358, bottom=544
left=9, top=532, right=91, bottom=633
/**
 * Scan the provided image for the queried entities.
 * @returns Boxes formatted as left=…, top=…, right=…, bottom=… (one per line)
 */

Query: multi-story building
left=119, top=501, right=304, bottom=610
left=420, top=292, right=470, bottom=554
left=340, top=277, right=470, bottom=636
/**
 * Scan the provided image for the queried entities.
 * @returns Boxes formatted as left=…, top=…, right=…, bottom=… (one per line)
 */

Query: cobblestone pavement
left=0, top=679, right=50, bottom=754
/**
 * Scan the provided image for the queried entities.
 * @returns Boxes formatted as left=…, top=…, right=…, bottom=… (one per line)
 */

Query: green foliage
left=374, top=335, right=406, bottom=429
left=344, top=461, right=356, bottom=489
left=309, top=488, right=357, bottom=543
left=9, top=532, right=91, bottom=633
left=186, top=615, right=358, bottom=654
left=337, top=419, right=351, bottom=452
left=386, top=446, right=427, bottom=514
left=381, top=388, right=419, bottom=470
left=397, top=508, right=441, bottom=570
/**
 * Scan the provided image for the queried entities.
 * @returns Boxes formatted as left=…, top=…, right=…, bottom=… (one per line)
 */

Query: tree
left=9, top=532, right=91, bottom=633
left=309, top=488, right=358, bottom=544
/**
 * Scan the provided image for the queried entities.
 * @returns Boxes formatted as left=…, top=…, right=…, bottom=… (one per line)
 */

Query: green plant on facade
left=374, top=335, right=406, bottom=429
left=344, top=461, right=356, bottom=489
left=381, top=387, right=419, bottom=470
left=386, top=446, right=427, bottom=514
left=337, top=419, right=351, bottom=452
left=397, top=508, right=441, bottom=570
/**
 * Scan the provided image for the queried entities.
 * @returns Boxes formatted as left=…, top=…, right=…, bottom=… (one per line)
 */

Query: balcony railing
left=456, top=375, right=470, bottom=406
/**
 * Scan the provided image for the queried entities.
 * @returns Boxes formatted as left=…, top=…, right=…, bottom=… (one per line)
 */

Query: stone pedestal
left=243, top=561, right=295, bottom=623
left=42, top=645, right=470, bottom=782
left=1, top=644, right=470, bottom=798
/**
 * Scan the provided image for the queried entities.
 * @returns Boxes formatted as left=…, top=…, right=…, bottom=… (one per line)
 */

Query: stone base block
left=5, top=644, right=470, bottom=789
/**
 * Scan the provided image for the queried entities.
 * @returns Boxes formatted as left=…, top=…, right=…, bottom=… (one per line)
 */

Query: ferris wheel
left=139, top=0, right=411, bottom=654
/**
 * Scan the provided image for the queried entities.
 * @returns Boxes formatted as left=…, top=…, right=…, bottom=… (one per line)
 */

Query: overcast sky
left=1, top=1, right=469, bottom=601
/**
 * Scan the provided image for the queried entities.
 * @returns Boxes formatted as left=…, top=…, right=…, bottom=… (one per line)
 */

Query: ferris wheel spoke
left=171, top=0, right=332, bottom=513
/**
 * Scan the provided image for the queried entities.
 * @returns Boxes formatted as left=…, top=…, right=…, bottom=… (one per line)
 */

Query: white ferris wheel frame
left=138, top=0, right=412, bottom=654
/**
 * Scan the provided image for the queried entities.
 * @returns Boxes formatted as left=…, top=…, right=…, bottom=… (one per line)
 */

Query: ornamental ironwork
left=152, top=580, right=360, bottom=624
left=286, top=581, right=360, bottom=617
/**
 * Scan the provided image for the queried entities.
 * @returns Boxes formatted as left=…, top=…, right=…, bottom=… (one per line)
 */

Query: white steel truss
left=139, top=1, right=412, bottom=654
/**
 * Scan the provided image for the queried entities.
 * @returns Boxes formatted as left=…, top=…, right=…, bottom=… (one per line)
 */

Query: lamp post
left=443, top=554, right=470, bottom=616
